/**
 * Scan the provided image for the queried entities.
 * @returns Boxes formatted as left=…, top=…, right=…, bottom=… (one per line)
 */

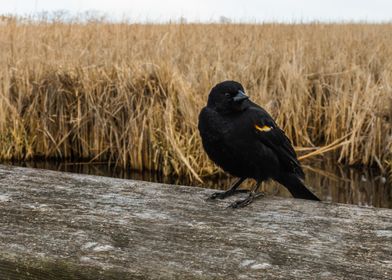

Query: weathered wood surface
left=0, top=164, right=391, bottom=280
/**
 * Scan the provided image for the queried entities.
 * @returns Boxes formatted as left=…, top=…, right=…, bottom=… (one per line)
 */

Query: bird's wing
left=250, top=109, right=305, bottom=178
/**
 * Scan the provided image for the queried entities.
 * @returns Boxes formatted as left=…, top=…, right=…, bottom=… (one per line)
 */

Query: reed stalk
left=0, top=17, right=391, bottom=181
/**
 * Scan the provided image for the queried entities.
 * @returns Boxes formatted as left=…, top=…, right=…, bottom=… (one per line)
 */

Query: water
left=6, top=159, right=392, bottom=209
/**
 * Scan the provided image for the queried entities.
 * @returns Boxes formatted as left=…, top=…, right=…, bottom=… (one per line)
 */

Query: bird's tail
left=276, top=173, right=320, bottom=201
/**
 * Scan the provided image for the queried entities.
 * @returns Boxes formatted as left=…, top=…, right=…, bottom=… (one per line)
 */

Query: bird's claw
left=207, top=189, right=249, bottom=201
left=207, top=191, right=228, bottom=200
left=229, top=197, right=253, bottom=208
left=228, top=192, right=265, bottom=208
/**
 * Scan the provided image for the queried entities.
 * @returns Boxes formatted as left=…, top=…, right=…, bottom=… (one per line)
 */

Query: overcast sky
left=1, top=0, right=392, bottom=23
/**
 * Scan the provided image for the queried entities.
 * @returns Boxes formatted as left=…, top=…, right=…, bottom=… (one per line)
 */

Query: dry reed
left=0, top=17, right=391, bottom=182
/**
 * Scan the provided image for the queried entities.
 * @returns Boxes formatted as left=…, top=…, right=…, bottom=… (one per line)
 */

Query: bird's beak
left=233, top=90, right=249, bottom=103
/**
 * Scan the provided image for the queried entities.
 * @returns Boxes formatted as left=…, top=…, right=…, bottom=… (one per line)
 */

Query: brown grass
left=0, top=17, right=391, bottom=181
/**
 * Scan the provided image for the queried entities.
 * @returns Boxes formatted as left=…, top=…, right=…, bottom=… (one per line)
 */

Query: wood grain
left=0, top=165, right=391, bottom=279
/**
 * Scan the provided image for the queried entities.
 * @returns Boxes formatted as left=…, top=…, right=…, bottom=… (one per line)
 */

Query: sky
left=1, top=0, right=392, bottom=23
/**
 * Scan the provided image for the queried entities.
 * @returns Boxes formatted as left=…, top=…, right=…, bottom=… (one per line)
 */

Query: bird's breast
left=198, top=108, right=279, bottom=179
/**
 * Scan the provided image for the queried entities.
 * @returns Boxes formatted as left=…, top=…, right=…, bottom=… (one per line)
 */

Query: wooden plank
left=0, top=164, right=391, bottom=279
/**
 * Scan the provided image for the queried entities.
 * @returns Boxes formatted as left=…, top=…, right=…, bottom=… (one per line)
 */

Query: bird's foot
left=229, top=192, right=265, bottom=208
left=207, top=189, right=249, bottom=201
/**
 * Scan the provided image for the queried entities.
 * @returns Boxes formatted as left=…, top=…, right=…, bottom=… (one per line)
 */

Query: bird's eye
left=224, top=93, right=231, bottom=98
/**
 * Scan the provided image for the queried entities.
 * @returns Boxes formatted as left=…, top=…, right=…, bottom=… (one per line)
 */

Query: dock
left=0, top=164, right=391, bottom=279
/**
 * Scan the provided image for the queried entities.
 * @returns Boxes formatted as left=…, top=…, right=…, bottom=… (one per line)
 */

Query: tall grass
left=0, top=17, right=391, bottom=181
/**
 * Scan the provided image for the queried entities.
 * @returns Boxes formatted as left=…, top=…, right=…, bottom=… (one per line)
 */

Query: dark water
left=7, top=159, right=392, bottom=209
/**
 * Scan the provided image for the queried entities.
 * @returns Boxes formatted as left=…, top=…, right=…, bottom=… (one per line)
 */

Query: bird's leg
left=207, top=177, right=247, bottom=200
left=229, top=181, right=264, bottom=208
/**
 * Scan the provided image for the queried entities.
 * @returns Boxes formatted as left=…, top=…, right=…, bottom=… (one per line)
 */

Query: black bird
left=198, top=80, right=320, bottom=208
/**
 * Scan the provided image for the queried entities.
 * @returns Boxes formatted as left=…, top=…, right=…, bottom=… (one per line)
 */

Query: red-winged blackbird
left=198, top=80, right=320, bottom=208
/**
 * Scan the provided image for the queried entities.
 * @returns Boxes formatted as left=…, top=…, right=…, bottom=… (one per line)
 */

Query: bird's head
left=207, top=80, right=249, bottom=114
